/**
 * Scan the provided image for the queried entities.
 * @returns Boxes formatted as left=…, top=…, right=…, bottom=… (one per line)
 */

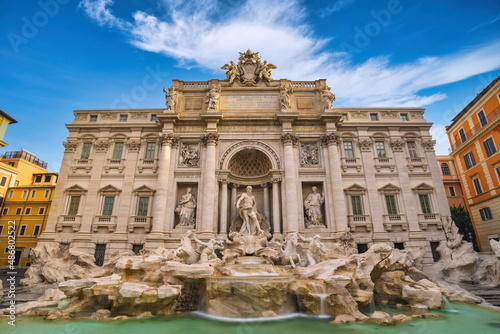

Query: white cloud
left=78, top=0, right=500, bottom=108
left=430, top=124, right=451, bottom=156
left=324, top=0, right=357, bottom=15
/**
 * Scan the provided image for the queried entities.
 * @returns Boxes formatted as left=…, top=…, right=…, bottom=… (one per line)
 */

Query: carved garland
left=390, top=139, right=405, bottom=151
left=63, top=141, right=78, bottom=153
left=421, top=140, right=436, bottom=151
left=127, top=139, right=141, bottom=153
left=358, top=139, right=373, bottom=151
left=219, top=140, right=281, bottom=169
left=94, top=140, right=109, bottom=152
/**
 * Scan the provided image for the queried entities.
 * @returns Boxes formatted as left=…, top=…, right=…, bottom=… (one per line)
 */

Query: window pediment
left=378, top=183, right=400, bottom=193
left=99, top=184, right=122, bottom=194
left=344, top=184, right=366, bottom=194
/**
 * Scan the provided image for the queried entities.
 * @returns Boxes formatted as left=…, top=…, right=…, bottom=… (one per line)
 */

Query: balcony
left=138, top=158, right=158, bottom=173
left=341, top=157, right=362, bottom=172
left=383, top=214, right=408, bottom=231
left=92, top=216, right=117, bottom=233
left=374, top=157, right=395, bottom=172
left=128, top=216, right=152, bottom=233
left=406, top=156, right=428, bottom=172
left=348, top=215, right=372, bottom=232
left=450, top=104, right=500, bottom=153
left=56, top=215, right=82, bottom=232
left=71, top=158, right=92, bottom=173
left=418, top=213, right=443, bottom=230
left=104, top=158, right=125, bottom=173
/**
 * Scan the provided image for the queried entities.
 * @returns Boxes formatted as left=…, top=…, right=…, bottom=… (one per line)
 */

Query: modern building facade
left=0, top=172, right=58, bottom=266
left=39, top=51, right=448, bottom=265
left=436, top=156, right=467, bottom=208
left=446, top=75, right=500, bottom=251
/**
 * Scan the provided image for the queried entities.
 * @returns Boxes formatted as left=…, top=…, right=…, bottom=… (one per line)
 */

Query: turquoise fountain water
left=2, top=303, right=500, bottom=334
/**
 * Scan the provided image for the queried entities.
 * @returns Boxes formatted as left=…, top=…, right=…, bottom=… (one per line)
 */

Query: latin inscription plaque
left=220, top=95, right=278, bottom=110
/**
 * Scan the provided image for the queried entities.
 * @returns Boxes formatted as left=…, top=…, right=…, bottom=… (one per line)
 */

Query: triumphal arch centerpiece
left=40, top=50, right=448, bottom=265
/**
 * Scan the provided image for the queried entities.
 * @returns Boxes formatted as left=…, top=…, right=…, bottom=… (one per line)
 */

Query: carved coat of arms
left=221, top=49, right=277, bottom=86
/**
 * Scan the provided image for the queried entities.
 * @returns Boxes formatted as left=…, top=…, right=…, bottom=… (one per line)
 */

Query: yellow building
left=0, top=109, right=18, bottom=148
left=0, top=172, right=58, bottom=266
left=1, top=150, right=49, bottom=186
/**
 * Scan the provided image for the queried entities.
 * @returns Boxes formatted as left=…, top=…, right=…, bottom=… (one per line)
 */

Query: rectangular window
left=343, top=141, right=354, bottom=158
left=30, top=190, right=36, bottom=198
left=14, top=180, right=19, bottom=186
left=137, top=197, right=149, bottom=216
left=38, top=207, right=45, bottom=215
left=67, top=196, right=81, bottom=216
left=2, top=208, right=8, bottom=215
left=483, top=137, right=497, bottom=157
left=25, top=208, right=31, bottom=215
left=479, top=207, right=492, bottom=221
left=102, top=196, right=115, bottom=216
left=94, top=244, right=106, bottom=266
left=394, top=242, right=405, bottom=250
left=400, top=113, right=408, bottom=121
left=0, top=226, right=3, bottom=235
left=473, top=178, right=483, bottom=195
left=341, top=114, right=348, bottom=121
left=81, top=142, right=92, bottom=159
left=385, top=195, right=398, bottom=214
left=44, top=190, right=50, bottom=198
left=464, top=152, right=476, bottom=169
left=407, top=141, right=417, bottom=158
left=496, top=165, right=500, bottom=181
left=35, top=175, right=42, bottom=183
left=370, top=113, right=378, bottom=121
left=33, top=225, right=41, bottom=236
left=145, top=142, right=156, bottom=159
left=478, top=110, right=488, bottom=127
left=0, top=176, right=7, bottom=187
left=132, top=244, right=143, bottom=255
left=151, top=114, right=158, bottom=121
left=8, top=190, right=13, bottom=199
left=22, top=190, right=28, bottom=199
left=112, top=142, right=124, bottom=159
left=19, top=225, right=27, bottom=235
left=375, top=141, right=386, bottom=158
left=15, top=208, right=22, bottom=215
left=459, top=128, right=467, bottom=143
left=44, top=175, right=51, bottom=182
left=419, top=194, right=432, bottom=214
left=90, top=115, right=97, bottom=122
left=120, top=114, right=128, bottom=122
left=449, top=186, right=456, bottom=197
left=351, top=195, right=363, bottom=215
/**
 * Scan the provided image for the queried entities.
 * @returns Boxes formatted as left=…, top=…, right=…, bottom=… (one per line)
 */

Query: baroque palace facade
left=39, top=51, right=448, bottom=265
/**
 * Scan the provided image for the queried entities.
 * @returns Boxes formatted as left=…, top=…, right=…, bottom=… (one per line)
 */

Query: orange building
left=446, top=75, right=500, bottom=251
left=436, top=156, right=467, bottom=208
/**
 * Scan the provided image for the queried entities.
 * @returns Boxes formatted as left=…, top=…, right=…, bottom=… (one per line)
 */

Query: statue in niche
left=236, top=186, right=264, bottom=236
left=179, top=143, right=199, bottom=166
left=298, top=233, right=326, bottom=266
left=279, top=85, right=293, bottom=109
left=175, top=187, right=197, bottom=228
left=304, top=186, right=325, bottom=227
left=206, top=84, right=221, bottom=111
left=193, top=236, right=224, bottom=264
left=300, top=144, right=319, bottom=166
left=322, top=87, right=336, bottom=110
left=163, top=87, right=178, bottom=111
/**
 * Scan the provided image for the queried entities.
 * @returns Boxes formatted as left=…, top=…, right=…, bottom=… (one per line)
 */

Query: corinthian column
left=281, top=133, right=300, bottom=233
left=272, top=178, right=281, bottom=235
left=322, top=133, right=348, bottom=230
left=219, top=179, right=229, bottom=236
left=262, top=182, right=270, bottom=221
left=200, top=133, right=219, bottom=235
left=230, top=183, right=239, bottom=224
left=150, top=133, right=174, bottom=234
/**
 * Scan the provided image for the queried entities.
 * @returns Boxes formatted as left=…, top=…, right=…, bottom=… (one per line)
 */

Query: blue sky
left=1, top=0, right=500, bottom=172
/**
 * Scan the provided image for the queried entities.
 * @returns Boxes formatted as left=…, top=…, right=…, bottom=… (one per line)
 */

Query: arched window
left=441, top=163, right=451, bottom=176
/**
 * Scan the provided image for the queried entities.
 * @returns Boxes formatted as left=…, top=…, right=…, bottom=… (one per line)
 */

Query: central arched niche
left=228, top=149, right=272, bottom=178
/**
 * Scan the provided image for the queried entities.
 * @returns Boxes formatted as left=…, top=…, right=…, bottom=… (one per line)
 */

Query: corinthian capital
left=159, top=133, right=175, bottom=146
left=201, top=133, right=219, bottom=146
left=321, top=133, right=339, bottom=146
left=280, top=133, right=299, bottom=146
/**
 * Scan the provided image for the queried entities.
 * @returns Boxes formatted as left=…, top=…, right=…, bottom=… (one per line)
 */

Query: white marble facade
left=39, top=51, right=448, bottom=265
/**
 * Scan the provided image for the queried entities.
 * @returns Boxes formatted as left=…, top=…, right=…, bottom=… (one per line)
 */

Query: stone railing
left=138, top=158, right=159, bottom=173
left=57, top=215, right=82, bottom=232
left=348, top=215, right=372, bottom=232
left=341, top=157, right=362, bottom=172
left=290, top=81, right=317, bottom=89
left=128, top=216, right=152, bottom=233
left=418, top=213, right=443, bottom=230
left=383, top=214, right=407, bottom=231
left=104, top=158, right=125, bottom=173
left=374, top=157, right=395, bottom=172
left=92, top=216, right=117, bottom=233
left=183, top=82, right=210, bottom=89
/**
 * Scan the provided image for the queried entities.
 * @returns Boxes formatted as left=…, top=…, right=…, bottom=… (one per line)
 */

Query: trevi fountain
left=2, top=51, right=500, bottom=332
